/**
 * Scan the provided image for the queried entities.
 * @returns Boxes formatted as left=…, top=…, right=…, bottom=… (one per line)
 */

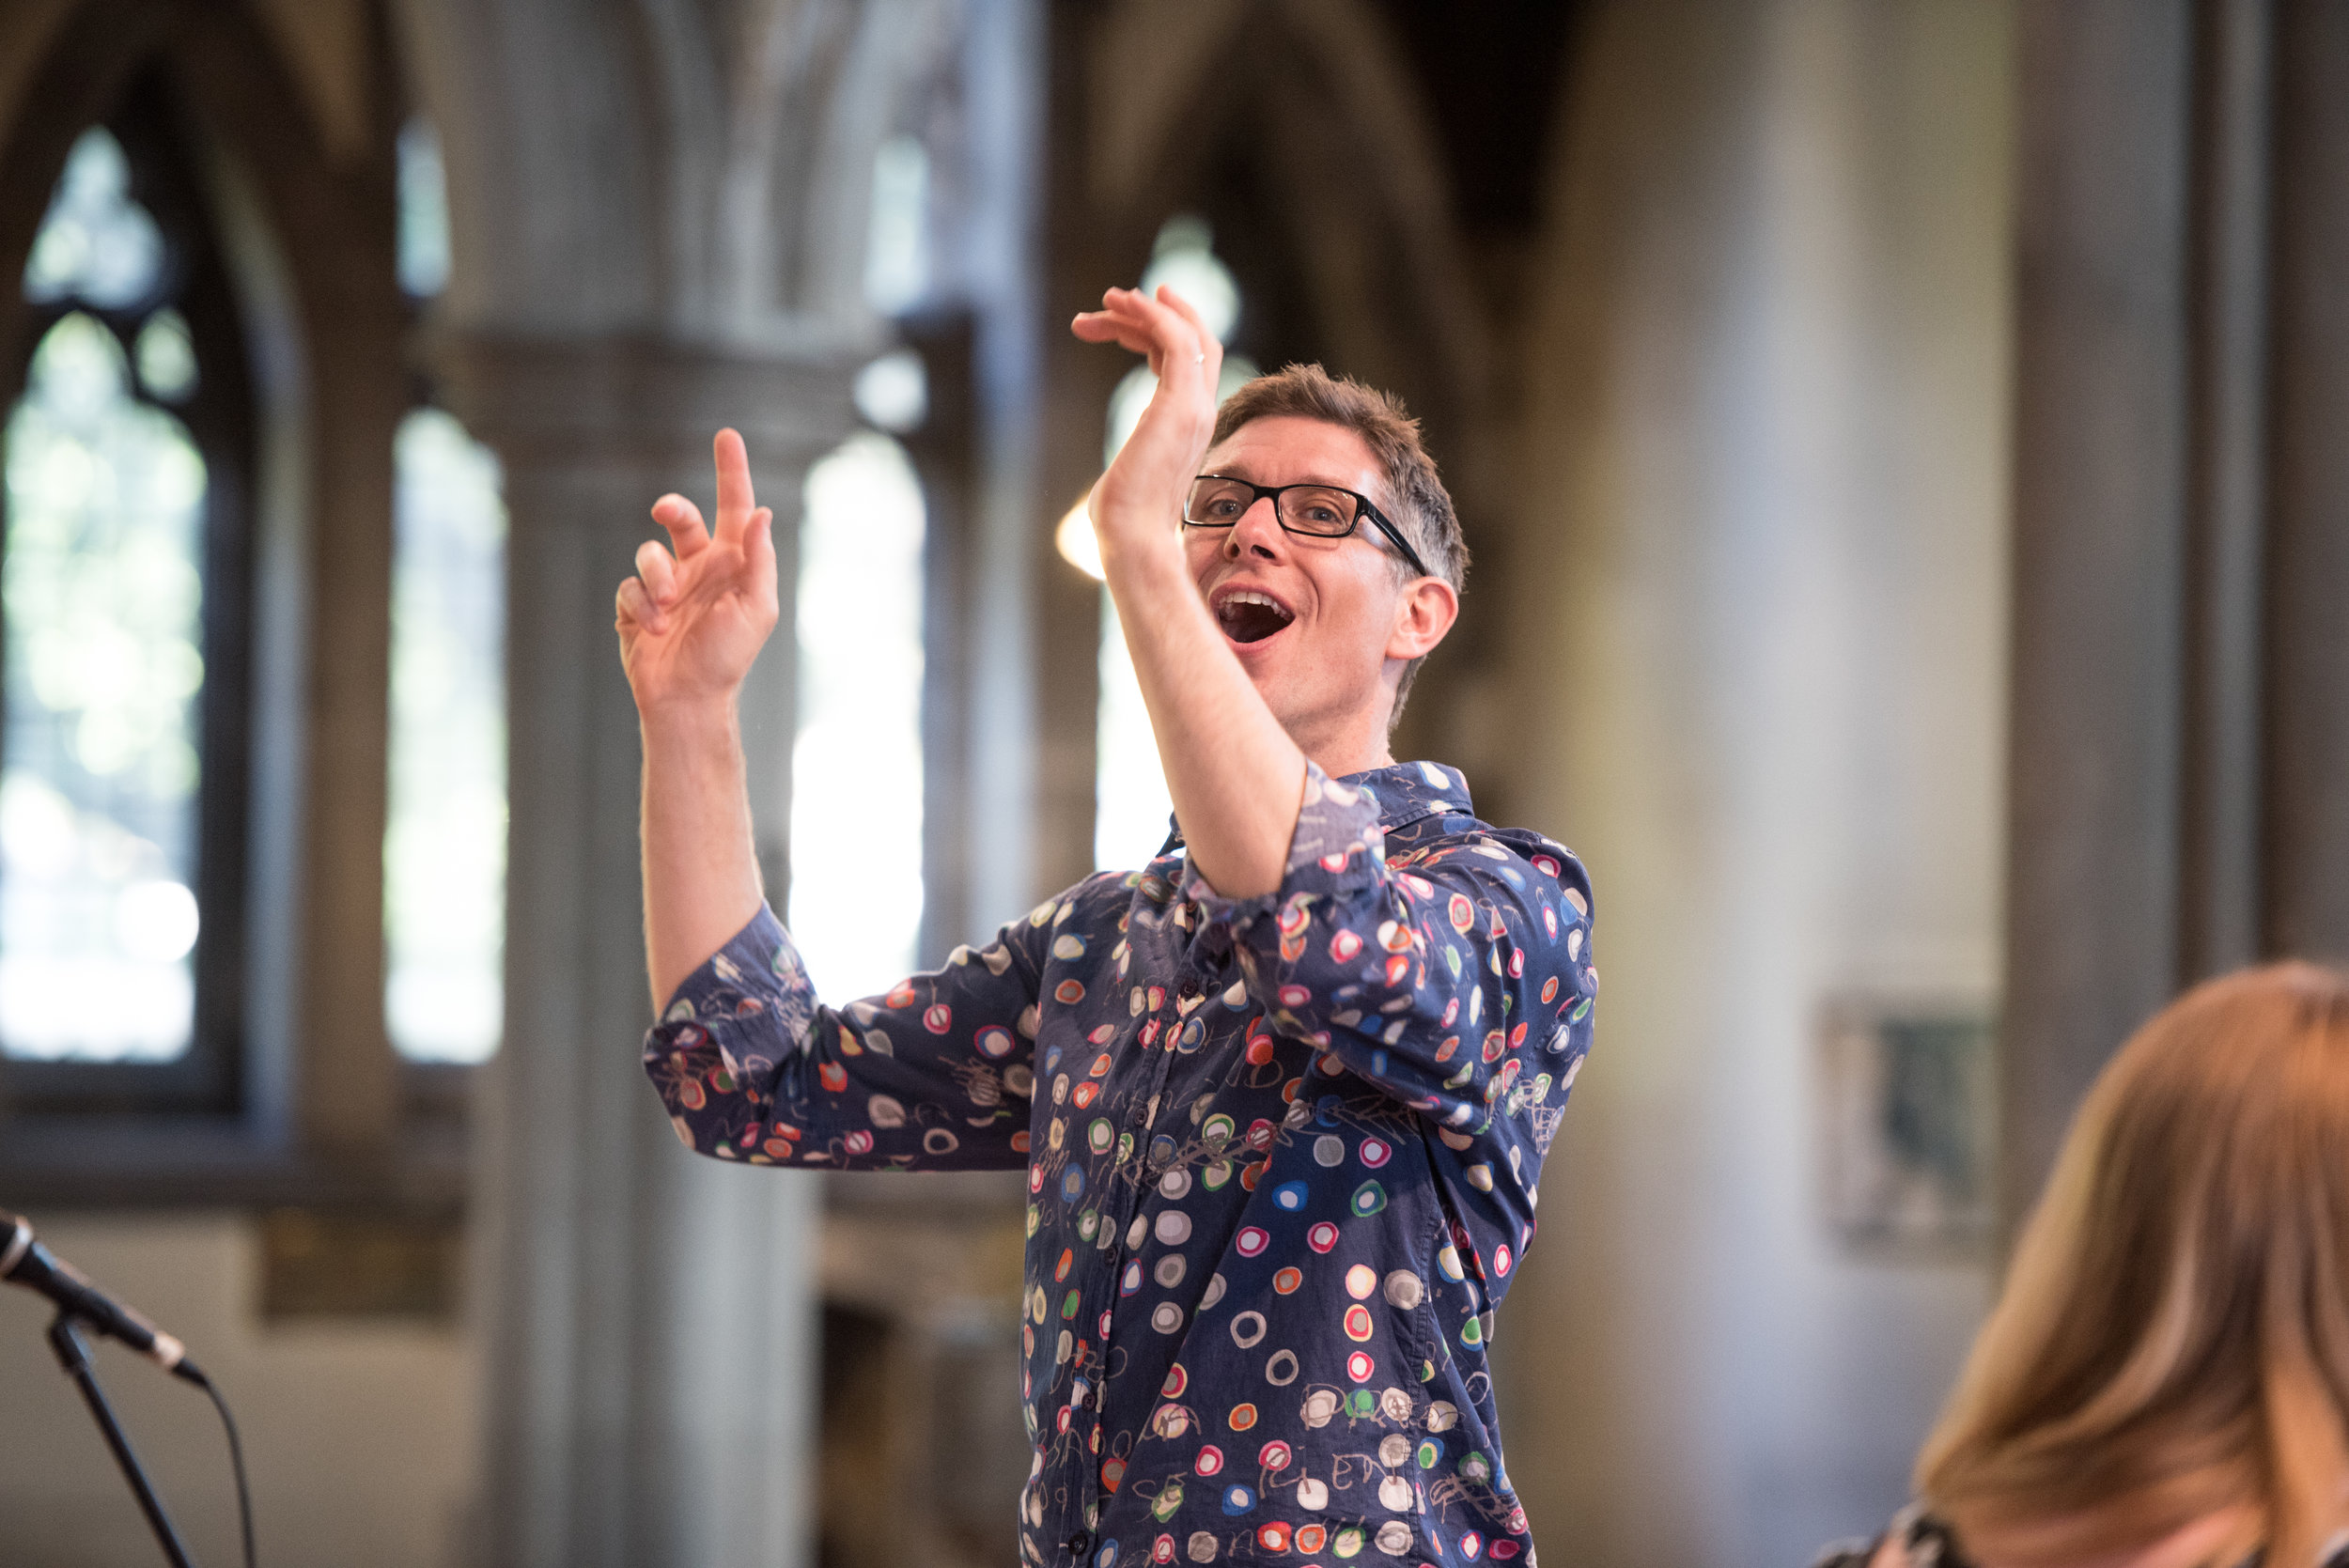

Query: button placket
left=1070, top=1008, right=1162, bottom=1545
left=1070, top=909, right=1227, bottom=1555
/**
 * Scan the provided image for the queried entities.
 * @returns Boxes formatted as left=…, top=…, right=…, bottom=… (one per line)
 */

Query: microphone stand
left=46, top=1311, right=198, bottom=1568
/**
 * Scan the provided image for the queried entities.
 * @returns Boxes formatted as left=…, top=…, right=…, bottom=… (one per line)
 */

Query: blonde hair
left=1918, top=962, right=2349, bottom=1566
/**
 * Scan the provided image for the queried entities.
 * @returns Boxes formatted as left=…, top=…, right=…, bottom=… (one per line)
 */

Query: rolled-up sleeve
left=642, top=903, right=1050, bottom=1172
left=1185, top=762, right=1596, bottom=1300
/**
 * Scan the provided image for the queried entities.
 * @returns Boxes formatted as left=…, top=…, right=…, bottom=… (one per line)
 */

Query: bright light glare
left=1106, top=366, right=1157, bottom=468
left=1142, top=216, right=1240, bottom=343
left=115, top=878, right=198, bottom=963
left=134, top=310, right=196, bottom=402
left=790, top=432, right=926, bottom=1001
left=864, top=135, right=929, bottom=317
left=1095, top=591, right=1174, bottom=870
left=397, top=119, right=451, bottom=298
left=854, top=349, right=928, bottom=433
left=1057, top=496, right=1103, bottom=581
left=23, top=129, right=162, bottom=309
left=385, top=408, right=506, bottom=1063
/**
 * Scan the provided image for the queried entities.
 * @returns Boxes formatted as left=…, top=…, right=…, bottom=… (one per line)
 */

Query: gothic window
left=791, top=431, right=928, bottom=1000
left=777, top=135, right=936, bottom=1000
left=385, top=406, right=506, bottom=1063
left=1, top=114, right=253, bottom=1105
left=385, top=119, right=506, bottom=1064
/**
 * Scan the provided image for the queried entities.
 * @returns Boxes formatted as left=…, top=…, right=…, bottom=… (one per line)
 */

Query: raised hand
left=1070, top=285, right=1223, bottom=563
left=616, top=428, right=778, bottom=716
left=1069, top=282, right=1306, bottom=900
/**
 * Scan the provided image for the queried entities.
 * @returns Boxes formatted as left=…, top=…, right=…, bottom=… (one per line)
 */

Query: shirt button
left=1066, top=1529, right=1093, bottom=1560
left=1177, top=976, right=1199, bottom=999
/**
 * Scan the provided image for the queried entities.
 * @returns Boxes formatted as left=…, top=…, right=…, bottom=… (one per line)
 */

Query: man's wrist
left=1097, top=517, right=1187, bottom=596
left=638, top=691, right=740, bottom=751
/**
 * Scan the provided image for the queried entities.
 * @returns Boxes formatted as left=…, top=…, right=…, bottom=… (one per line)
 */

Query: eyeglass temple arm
left=1361, top=504, right=1432, bottom=580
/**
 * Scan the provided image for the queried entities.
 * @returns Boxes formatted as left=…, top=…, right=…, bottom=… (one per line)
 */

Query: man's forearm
left=640, top=699, right=766, bottom=1011
left=1101, top=529, right=1304, bottom=899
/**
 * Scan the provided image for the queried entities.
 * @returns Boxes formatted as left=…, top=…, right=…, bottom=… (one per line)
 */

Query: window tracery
left=2, top=128, right=219, bottom=1065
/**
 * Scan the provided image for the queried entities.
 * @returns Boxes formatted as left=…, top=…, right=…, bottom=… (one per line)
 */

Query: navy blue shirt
left=644, top=761, right=1596, bottom=1568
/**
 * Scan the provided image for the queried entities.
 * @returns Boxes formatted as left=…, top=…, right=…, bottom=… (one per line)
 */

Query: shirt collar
left=1154, top=760, right=1473, bottom=859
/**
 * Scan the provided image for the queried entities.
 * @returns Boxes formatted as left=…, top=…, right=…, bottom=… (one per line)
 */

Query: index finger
left=713, top=427, right=756, bottom=541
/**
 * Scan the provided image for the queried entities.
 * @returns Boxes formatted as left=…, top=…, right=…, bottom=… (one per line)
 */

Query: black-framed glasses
left=1182, top=474, right=1432, bottom=580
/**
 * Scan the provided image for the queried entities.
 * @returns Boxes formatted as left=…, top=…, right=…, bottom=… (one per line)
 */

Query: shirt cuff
left=654, top=902, right=812, bottom=1034
left=1180, top=760, right=1388, bottom=924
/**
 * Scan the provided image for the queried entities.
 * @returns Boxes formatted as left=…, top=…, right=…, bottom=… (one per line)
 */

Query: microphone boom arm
left=46, top=1311, right=199, bottom=1568
left=6, top=1209, right=221, bottom=1567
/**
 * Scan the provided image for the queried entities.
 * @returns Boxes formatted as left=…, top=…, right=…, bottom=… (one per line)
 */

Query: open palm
left=616, top=428, right=779, bottom=713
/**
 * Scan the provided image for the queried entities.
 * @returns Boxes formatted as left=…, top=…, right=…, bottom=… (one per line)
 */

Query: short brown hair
left=1917, top=961, right=2349, bottom=1568
left=1208, top=364, right=1467, bottom=726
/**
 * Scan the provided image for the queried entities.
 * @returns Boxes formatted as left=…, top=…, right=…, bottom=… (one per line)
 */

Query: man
left=620, top=285, right=1595, bottom=1568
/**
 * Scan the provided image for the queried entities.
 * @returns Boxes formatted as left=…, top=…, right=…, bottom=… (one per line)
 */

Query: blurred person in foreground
left=615, top=284, right=1596, bottom=1567
left=1815, top=963, right=2349, bottom=1568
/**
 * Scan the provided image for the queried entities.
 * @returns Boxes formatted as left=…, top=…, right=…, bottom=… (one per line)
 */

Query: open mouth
left=1215, top=588, right=1296, bottom=644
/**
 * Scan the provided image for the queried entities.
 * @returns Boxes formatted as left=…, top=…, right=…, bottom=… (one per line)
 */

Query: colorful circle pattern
left=642, top=760, right=1597, bottom=1566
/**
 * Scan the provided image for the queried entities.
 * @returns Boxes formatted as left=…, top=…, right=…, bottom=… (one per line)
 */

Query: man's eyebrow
left=1205, top=465, right=1365, bottom=491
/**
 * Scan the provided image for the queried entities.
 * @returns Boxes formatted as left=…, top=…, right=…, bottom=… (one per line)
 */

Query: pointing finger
left=713, top=428, right=756, bottom=542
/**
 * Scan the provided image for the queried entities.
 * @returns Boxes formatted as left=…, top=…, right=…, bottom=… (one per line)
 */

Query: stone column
left=2005, top=0, right=2349, bottom=1219
left=2179, top=0, right=2274, bottom=982
left=2002, top=0, right=2196, bottom=1231
left=2262, top=0, right=2349, bottom=960
left=440, top=334, right=858, bottom=1568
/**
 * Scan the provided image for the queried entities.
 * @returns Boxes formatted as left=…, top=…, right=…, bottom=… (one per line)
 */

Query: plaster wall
left=1491, top=1, right=2015, bottom=1561
left=0, top=1214, right=476, bottom=1568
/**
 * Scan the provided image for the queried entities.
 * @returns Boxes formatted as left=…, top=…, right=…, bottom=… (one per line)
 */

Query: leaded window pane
left=1, top=311, right=206, bottom=1061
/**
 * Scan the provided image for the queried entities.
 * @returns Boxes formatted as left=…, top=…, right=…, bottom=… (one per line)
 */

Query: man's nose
left=1225, top=496, right=1287, bottom=560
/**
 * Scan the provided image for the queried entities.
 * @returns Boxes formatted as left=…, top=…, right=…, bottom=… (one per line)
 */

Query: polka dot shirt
left=645, top=761, right=1597, bottom=1568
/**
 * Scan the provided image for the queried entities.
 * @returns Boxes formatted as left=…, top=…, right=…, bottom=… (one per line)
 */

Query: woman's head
left=1919, top=961, right=2349, bottom=1566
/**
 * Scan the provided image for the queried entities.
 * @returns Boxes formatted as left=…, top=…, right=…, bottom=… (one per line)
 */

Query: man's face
left=1186, top=415, right=1428, bottom=744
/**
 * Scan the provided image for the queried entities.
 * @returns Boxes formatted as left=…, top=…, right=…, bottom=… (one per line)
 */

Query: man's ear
left=1387, top=576, right=1458, bottom=662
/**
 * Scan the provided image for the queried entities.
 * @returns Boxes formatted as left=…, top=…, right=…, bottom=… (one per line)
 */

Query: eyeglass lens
left=1184, top=477, right=1361, bottom=536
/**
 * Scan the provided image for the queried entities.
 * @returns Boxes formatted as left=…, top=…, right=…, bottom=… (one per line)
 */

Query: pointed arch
left=0, top=0, right=415, bottom=1154
left=1081, top=0, right=1493, bottom=481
